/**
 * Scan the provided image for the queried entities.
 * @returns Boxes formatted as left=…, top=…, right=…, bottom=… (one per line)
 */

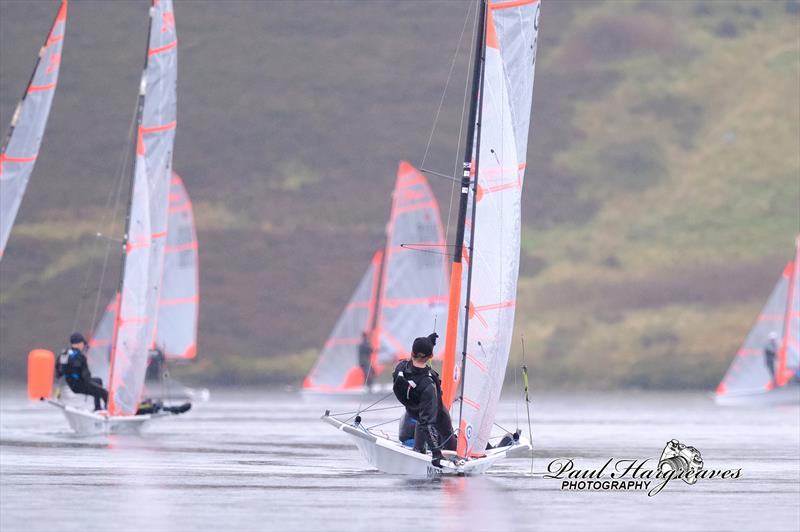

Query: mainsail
left=304, top=162, right=449, bottom=391
left=304, top=251, right=383, bottom=390
left=0, top=0, right=67, bottom=259
left=140, top=0, right=178, bottom=350
left=108, top=0, right=178, bottom=415
left=441, top=0, right=540, bottom=456
left=375, top=162, right=449, bottom=366
left=717, top=237, right=800, bottom=397
left=155, top=173, right=199, bottom=359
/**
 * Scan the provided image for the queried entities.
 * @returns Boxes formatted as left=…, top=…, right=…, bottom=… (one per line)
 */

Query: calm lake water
left=1, top=387, right=798, bottom=532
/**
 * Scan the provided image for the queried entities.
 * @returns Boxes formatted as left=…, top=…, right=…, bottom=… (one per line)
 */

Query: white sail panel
left=140, top=0, right=178, bottom=349
left=108, top=159, right=152, bottom=415
left=155, top=173, right=198, bottom=359
left=457, top=0, right=540, bottom=456
left=376, top=162, right=449, bottom=365
left=0, top=1, right=67, bottom=258
left=304, top=251, right=382, bottom=390
left=88, top=295, right=117, bottom=386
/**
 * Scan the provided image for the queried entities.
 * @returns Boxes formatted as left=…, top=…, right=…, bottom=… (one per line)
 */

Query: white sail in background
left=155, top=173, right=199, bottom=360
left=0, top=1, right=67, bottom=259
left=304, top=251, right=382, bottom=391
left=376, top=162, right=449, bottom=365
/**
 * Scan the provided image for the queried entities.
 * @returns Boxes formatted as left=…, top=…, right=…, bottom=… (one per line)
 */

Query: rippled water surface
left=1, top=388, right=798, bottom=532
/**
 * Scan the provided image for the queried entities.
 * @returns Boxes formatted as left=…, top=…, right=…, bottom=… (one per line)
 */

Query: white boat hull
left=45, top=399, right=166, bottom=436
left=322, top=414, right=531, bottom=477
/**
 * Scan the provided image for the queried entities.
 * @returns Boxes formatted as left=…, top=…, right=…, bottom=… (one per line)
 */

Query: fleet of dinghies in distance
left=4, top=0, right=797, bottom=469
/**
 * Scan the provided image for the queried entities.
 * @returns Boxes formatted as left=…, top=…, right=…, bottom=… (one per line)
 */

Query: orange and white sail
left=717, top=236, right=800, bottom=398
left=155, top=173, right=199, bottom=360
left=0, top=1, right=67, bottom=259
left=304, top=162, right=449, bottom=392
left=374, top=162, right=449, bottom=366
left=441, top=0, right=541, bottom=456
left=107, top=0, right=178, bottom=415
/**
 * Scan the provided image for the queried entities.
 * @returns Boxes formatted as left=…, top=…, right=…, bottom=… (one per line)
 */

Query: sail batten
left=0, top=0, right=67, bottom=259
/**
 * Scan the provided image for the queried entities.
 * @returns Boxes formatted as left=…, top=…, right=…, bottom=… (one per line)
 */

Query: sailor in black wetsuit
left=55, top=333, right=108, bottom=411
left=764, top=332, right=778, bottom=384
left=357, top=332, right=375, bottom=387
left=392, top=333, right=456, bottom=468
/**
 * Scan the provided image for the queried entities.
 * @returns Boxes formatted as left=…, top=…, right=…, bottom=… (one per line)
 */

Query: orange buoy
left=27, top=349, right=55, bottom=400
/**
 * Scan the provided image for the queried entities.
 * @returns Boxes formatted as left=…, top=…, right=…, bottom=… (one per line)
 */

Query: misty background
left=0, top=0, right=798, bottom=390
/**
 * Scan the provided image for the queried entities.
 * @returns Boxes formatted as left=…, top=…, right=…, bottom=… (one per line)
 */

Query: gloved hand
left=427, top=332, right=439, bottom=346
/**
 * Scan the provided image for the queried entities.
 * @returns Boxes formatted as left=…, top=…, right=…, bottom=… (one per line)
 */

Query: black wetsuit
left=764, top=338, right=778, bottom=382
left=56, top=347, right=108, bottom=411
left=358, top=337, right=374, bottom=387
left=392, top=360, right=456, bottom=462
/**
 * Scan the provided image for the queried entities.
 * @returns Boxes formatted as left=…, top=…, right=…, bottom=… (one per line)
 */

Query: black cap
left=70, top=332, right=87, bottom=345
left=412, top=337, right=434, bottom=358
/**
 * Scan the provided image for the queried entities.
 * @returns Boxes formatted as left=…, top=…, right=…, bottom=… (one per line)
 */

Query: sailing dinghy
left=304, top=161, right=449, bottom=399
left=716, top=236, right=800, bottom=405
left=28, top=0, right=182, bottom=434
left=0, top=0, right=67, bottom=260
left=324, top=0, right=541, bottom=475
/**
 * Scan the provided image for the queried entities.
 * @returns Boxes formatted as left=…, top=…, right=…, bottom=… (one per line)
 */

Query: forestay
left=304, top=252, right=382, bottom=391
left=0, top=1, right=67, bottom=258
left=453, top=0, right=540, bottom=456
left=155, top=173, right=198, bottom=359
left=375, top=162, right=449, bottom=365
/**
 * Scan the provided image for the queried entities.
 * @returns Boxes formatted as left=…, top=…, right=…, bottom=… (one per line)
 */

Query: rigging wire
left=86, top=103, right=139, bottom=335
left=71, top=98, right=139, bottom=335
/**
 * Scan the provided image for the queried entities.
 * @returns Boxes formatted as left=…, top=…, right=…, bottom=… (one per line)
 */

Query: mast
left=441, top=0, right=487, bottom=409
left=368, top=244, right=387, bottom=370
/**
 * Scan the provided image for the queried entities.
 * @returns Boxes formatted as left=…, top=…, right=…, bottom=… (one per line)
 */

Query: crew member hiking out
left=392, top=332, right=455, bottom=468
left=358, top=331, right=375, bottom=387
left=55, top=333, right=108, bottom=411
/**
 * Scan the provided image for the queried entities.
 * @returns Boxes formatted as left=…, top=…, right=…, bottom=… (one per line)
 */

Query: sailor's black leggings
left=68, top=377, right=108, bottom=411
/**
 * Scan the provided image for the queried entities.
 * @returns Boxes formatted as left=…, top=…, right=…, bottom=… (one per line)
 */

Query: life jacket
left=58, top=348, right=85, bottom=382
left=392, top=360, right=441, bottom=410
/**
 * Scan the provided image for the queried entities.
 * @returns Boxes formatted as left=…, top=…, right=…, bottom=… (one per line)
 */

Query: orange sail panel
left=0, top=1, right=67, bottom=258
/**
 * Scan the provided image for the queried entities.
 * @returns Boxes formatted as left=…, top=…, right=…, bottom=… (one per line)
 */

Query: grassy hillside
left=0, top=0, right=798, bottom=390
